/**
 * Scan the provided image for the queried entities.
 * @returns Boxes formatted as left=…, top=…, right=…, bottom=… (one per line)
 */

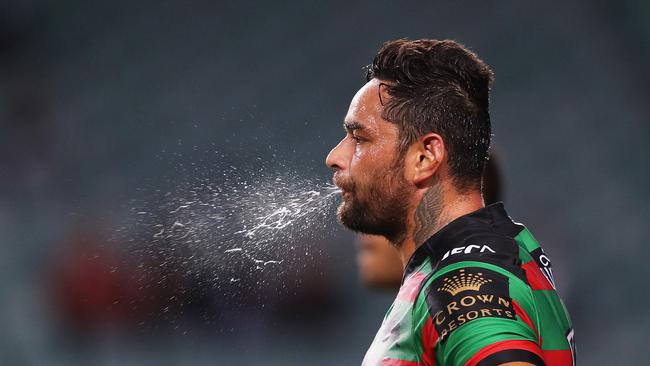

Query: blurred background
left=1, top=0, right=649, bottom=365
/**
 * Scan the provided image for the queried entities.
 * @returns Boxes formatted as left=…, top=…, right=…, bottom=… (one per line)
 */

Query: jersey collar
left=402, top=202, right=521, bottom=280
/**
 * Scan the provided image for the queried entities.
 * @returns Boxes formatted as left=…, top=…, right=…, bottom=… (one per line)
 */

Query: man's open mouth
left=333, top=176, right=352, bottom=197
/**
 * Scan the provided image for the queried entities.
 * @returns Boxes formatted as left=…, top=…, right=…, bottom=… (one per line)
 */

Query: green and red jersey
left=362, top=203, right=575, bottom=366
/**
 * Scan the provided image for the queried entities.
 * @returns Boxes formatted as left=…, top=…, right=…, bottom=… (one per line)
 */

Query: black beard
left=337, top=173, right=411, bottom=245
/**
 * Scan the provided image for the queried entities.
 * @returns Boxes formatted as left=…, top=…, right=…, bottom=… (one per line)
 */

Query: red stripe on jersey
left=420, top=317, right=438, bottom=366
left=522, top=261, right=554, bottom=290
left=543, top=349, right=574, bottom=366
left=464, top=340, right=543, bottom=366
left=398, top=271, right=426, bottom=302
left=512, top=300, right=541, bottom=345
left=379, top=358, right=422, bottom=366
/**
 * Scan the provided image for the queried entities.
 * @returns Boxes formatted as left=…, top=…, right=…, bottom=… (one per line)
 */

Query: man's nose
left=326, top=138, right=348, bottom=171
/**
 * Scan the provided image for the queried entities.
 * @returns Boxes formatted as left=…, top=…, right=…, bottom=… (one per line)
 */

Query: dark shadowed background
left=1, top=1, right=649, bottom=365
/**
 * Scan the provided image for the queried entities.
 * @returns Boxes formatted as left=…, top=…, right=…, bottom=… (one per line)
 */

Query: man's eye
left=351, top=134, right=363, bottom=143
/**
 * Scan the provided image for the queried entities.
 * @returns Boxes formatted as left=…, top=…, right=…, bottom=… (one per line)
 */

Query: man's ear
left=412, top=133, right=445, bottom=186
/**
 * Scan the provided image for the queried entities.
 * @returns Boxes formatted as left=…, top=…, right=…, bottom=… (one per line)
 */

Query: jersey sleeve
left=413, top=262, right=545, bottom=366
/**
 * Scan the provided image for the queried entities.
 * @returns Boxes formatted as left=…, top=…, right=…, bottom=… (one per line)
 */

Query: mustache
left=333, top=174, right=354, bottom=192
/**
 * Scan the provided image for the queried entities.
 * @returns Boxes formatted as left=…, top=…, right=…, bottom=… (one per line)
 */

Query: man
left=356, top=233, right=404, bottom=290
left=356, top=153, right=504, bottom=292
left=326, top=39, right=575, bottom=366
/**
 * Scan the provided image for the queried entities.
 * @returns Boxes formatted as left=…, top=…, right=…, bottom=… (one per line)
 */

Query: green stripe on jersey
left=435, top=318, right=538, bottom=366
left=514, top=227, right=541, bottom=252
left=533, top=290, right=573, bottom=350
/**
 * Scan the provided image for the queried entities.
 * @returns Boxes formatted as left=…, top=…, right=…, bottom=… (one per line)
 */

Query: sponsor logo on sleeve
left=426, top=268, right=516, bottom=342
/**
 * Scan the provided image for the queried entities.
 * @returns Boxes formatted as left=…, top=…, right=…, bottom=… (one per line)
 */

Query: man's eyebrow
left=343, top=121, right=365, bottom=131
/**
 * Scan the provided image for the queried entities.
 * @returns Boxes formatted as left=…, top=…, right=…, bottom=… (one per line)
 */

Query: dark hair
left=366, top=39, right=494, bottom=191
left=482, top=150, right=503, bottom=205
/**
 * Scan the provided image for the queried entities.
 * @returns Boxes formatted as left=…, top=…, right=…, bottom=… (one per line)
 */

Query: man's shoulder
left=412, top=230, right=532, bottom=321
left=434, top=225, right=527, bottom=278
left=407, top=259, right=539, bottom=355
left=409, top=208, right=533, bottom=318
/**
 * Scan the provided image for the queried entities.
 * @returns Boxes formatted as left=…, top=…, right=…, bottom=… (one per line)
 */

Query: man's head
left=326, top=39, right=494, bottom=245
left=355, top=153, right=505, bottom=292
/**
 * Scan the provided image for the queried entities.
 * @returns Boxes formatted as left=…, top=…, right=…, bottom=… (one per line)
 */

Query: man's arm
left=413, top=264, right=546, bottom=366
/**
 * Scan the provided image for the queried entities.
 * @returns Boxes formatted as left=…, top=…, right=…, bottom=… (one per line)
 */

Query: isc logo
left=441, top=245, right=495, bottom=261
left=531, top=248, right=557, bottom=289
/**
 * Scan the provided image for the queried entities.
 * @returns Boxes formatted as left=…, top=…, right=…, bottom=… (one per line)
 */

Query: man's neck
left=396, top=186, right=485, bottom=268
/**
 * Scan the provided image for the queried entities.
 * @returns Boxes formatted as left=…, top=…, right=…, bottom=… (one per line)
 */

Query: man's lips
left=336, top=185, right=350, bottom=198
left=333, top=176, right=353, bottom=198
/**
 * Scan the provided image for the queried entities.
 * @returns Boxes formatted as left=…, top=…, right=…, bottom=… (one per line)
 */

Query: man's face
left=326, top=79, right=415, bottom=243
